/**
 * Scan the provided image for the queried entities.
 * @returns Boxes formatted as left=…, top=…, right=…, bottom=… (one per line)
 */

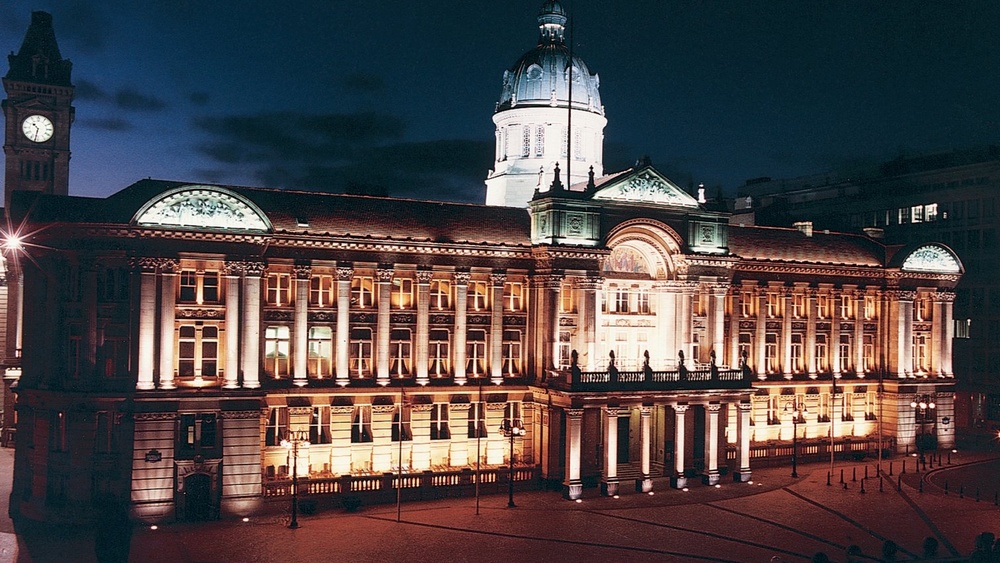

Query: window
left=67, top=324, right=82, bottom=379
left=310, top=275, right=335, bottom=307
left=740, top=291, right=753, bottom=317
left=912, top=334, right=928, bottom=373
left=177, top=413, right=219, bottom=458
left=840, top=295, right=853, bottom=319
left=841, top=393, right=854, bottom=421
left=391, top=278, right=413, bottom=309
left=864, top=295, right=876, bottom=320
left=792, top=293, right=806, bottom=318
left=535, top=126, right=544, bottom=156
left=912, top=205, right=924, bottom=223
left=954, top=318, right=971, bottom=339
left=351, top=276, right=374, bottom=308
left=97, top=267, right=130, bottom=302
left=504, top=282, right=524, bottom=311
left=94, top=412, right=116, bottom=454
left=265, top=407, right=287, bottom=447
left=430, top=280, right=451, bottom=310
left=350, top=328, right=373, bottom=377
left=49, top=411, right=67, bottom=452
left=560, top=283, right=576, bottom=313
left=430, top=404, right=450, bottom=440
left=468, top=281, right=489, bottom=311
left=637, top=289, right=650, bottom=314
left=560, top=126, right=568, bottom=157
left=521, top=125, right=531, bottom=157
left=863, top=335, right=875, bottom=372
left=390, top=329, right=412, bottom=376
left=815, top=335, right=828, bottom=372
left=839, top=334, right=852, bottom=372
left=766, top=292, right=780, bottom=318
left=502, top=330, right=522, bottom=375
left=915, top=296, right=932, bottom=322
left=574, top=129, right=582, bottom=160
left=925, top=203, right=938, bottom=222
left=467, top=329, right=487, bottom=376
left=178, top=325, right=219, bottom=378
left=351, top=406, right=373, bottom=443
left=504, top=402, right=522, bottom=430
left=429, top=329, right=450, bottom=377
left=615, top=289, right=630, bottom=313
left=264, top=326, right=290, bottom=377
left=558, top=331, right=572, bottom=369
left=392, top=406, right=412, bottom=442
left=266, top=273, right=292, bottom=306
left=310, top=407, right=331, bottom=444
left=817, top=294, right=830, bottom=319
left=738, top=333, right=752, bottom=366
left=307, top=326, right=333, bottom=377
left=468, top=402, right=487, bottom=438
left=790, top=334, right=803, bottom=372
left=180, top=270, right=198, bottom=302
left=764, top=333, right=777, bottom=373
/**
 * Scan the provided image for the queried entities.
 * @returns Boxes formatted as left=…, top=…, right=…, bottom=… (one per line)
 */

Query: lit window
left=351, top=406, right=373, bottom=443
left=350, top=328, right=373, bottom=377
left=429, top=329, right=450, bottom=377
left=766, top=292, right=779, bottom=318
left=307, top=326, right=333, bottom=378
left=468, top=402, right=487, bottom=438
left=310, top=275, right=335, bottom=307
left=925, top=203, right=938, bottom=222
left=815, top=335, right=828, bottom=372
left=504, top=282, right=524, bottom=311
left=912, top=334, right=928, bottom=373
left=863, top=335, right=875, bottom=372
left=430, top=404, right=450, bottom=440
left=839, top=334, right=852, bottom=372
left=392, top=406, right=412, bottom=442
left=468, top=281, right=489, bottom=312
left=179, top=270, right=220, bottom=304
left=502, top=330, right=522, bottom=375
left=430, top=280, right=452, bottom=310
left=912, top=205, right=924, bottom=223
left=310, top=407, right=331, bottom=444
left=558, top=331, right=571, bottom=370
left=790, top=334, right=803, bottom=372
left=560, top=283, right=576, bottom=313
left=178, top=324, right=219, bottom=378
left=466, top=329, right=488, bottom=376
left=177, top=413, right=218, bottom=459
left=764, top=333, right=777, bottom=373
left=390, top=329, right=412, bottom=376
left=266, top=273, right=292, bottom=306
left=504, top=402, right=522, bottom=433
left=391, top=278, right=413, bottom=309
left=264, top=326, right=290, bottom=377
left=740, top=291, right=753, bottom=317
left=840, top=295, right=853, bottom=319
left=265, top=407, right=287, bottom=446
left=864, top=295, right=876, bottom=320
left=351, top=276, right=374, bottom=308
left=792, top=293, right=806, bottom=318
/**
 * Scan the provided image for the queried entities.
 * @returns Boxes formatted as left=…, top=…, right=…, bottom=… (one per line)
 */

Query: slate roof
left=728, top=224, right=888, bottom=267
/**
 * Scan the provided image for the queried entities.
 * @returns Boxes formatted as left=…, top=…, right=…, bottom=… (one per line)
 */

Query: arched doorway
left=183, top=473, right=213, bottom=521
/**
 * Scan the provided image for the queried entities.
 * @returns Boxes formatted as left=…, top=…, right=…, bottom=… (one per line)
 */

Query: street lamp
left=910, top=395, right=936, bottom=464
left=498, top=419, right=526, bottom=508
left=785, top=401, right=807, bottom=478
left=280, top=429, right=310, bottom=529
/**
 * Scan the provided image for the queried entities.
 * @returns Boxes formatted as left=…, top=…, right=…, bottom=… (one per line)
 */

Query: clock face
left=22, top=114, right=54, bottom=143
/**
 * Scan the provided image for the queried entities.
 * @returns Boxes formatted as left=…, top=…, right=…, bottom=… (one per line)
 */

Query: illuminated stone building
left=4, top=4, right=964, bottom=525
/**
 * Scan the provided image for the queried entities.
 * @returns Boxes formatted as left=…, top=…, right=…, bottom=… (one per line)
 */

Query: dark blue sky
left=5, top=1, right=999, bottom=203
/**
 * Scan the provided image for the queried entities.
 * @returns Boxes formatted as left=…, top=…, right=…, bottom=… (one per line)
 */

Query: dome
left=496, top=1, right=603, bottom=115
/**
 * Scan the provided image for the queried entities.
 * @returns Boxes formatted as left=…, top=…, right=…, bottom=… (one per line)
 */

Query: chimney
left=793, top=221, right=813, bottom=237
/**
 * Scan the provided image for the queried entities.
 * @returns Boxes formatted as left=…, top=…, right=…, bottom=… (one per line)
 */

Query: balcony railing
left=546, top=365, right=753, bottom=392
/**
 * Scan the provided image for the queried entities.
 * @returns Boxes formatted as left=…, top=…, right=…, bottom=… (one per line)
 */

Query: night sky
left=5, top=1, right=1000, bottom=204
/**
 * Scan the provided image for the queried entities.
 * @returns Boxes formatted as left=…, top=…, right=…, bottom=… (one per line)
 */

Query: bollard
left=879, top=476, right=884, bottom=493
left=919, top=479, right=923, bottom=493
left=945, top=481, right=949, bottom=495
left=889, top=461, right=893, bottom=476
left=948, top=451, right=952, bottom=464
left=960, top=485, right=964, bottom=499
left=922, top=458, right=927, bottom=471
left=860, top=479, right=866, bottom=494
left=902, top=460, right=907, bottom=474
left=852, top=467, right=857, bottom=482
left=994, top=491, right=998, bottom=506
left=843, top=482, right=848, bottom=490
left=840, top=469, right=845, bottom=484
left=897, top=475, right=902, bottom=492
left=976, top=488, right=980, bottom=502
left=865, top=466, right=869, bottom=479
left=827, top=472, right=831, bottom=486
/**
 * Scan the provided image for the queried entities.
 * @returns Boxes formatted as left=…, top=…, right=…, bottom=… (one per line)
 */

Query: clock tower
left=3, top=11, right=74, bottom=209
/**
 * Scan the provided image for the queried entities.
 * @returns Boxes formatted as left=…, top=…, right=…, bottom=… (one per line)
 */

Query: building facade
left=739, top=147, right=1000, bottom=444
left=3, top=4, right=964, bottom=525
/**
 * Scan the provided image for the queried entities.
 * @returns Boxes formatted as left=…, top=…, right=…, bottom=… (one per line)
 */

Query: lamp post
left=910, top=394, right=936, bottom=465
left=498, top=419, right=526, bottom=508
left=280, top=430, right=310, bottom=529
left=785, top=401, right=807, bottom=478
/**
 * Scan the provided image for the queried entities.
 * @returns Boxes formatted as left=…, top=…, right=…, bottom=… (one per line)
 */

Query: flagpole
left=397, top=377, right=404, bottom=523
left=565, top=6, right=573, bottom=186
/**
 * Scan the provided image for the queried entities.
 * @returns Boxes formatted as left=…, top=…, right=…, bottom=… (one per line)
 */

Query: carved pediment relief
left=134, top=185, right=271, bottom=232
left=593, top=169, right=699, bottom=208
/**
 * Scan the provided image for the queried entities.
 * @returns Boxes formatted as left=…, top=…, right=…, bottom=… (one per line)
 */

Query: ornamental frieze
left=502, top=315, right=527, bottom=326
left=390, top=313, right=416, bottom=324
left=739, top=321, right=756, bottom=330
left=816, top=322, right=831, bottom=331
left=765, top=321, right=781, bottom=330
left=176, top=308, right=225, bottom=319
left=133, top=412, right=178, bottom=422
left=219, top=410, right=260, bottom=420
left=372, top=405, right=397, bottom=414
left=792, top=322, right=807, bottom=330
left=693, top=320, right=706, bottom=329
left=429, top=314, right=454, bottom=325
left=914, top=323, right=932, bottom=332
left=264, top=310, right=294, bottom=322
left=467, top=315, right=491, bottom=325
left=308, top=311, right=336, bottom=322
left=841, top=323, right=854, bottom=331
left=350, top=313, right=378, bottom=324
left=331, top=406, right=355, bottom=415
left=558, top=317, right=577, bottom=327
left=864, top=323, right=878, bottom=331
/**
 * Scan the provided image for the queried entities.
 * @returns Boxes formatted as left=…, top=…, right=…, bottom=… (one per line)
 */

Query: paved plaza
left=3, top=448, right=1000, bottom=562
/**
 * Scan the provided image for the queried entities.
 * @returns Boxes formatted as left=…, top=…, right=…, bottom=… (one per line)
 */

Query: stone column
left=241, top=261, right=265, bottom=389
left=679, top=284, right=695, bottom=362
left=831, top=289, right=842, bottom=377
left=703, top=403, right=721, bottom=485
left=335, top=266, right=353, bottom=386
left=671, top=404, right=689, bottom=488
left=781, top=287, right=793, bottom=378
left=734, top=402, right=753, bottom=482
left=899, top=291, right=915, bottom=377
left=158, top=259, right=178, bottom=389
left=577, top=275, right=601, bottom=371
left=930, top=293, right=942, bottom=377
left=293, top=264, right=311, bottom=386
left=135, top=257, right=158, bottom=390
left=562, top=408, right=584, bottom=500
left=489, top=272, right=506, bottom=384
left=806, top=288, right=818, bottom=378
left=410, top=404, right=432, bottom=471
left=415, top=270, right=433, bottom=385
left=854, top=291, right=865, bottom=375
left=449, top=403, right=471, bottom=466
left=601, top=407, right=619, bottom=496
left=755, top=288, right=767, bottom=379
left=453, top=271, right=470, bottom=385
left=223, top=262, right=241, bottom=389
left=659, top=282, right=679, bottom=367
left=729, top=289, right=742, bottom=369
left=375, top=266, right=393, bottom=385
left=711, top=285, right=727, bottom=365
left=939, top=292, right=955, bottom=377
left=637, top=406, right=652, bottom=493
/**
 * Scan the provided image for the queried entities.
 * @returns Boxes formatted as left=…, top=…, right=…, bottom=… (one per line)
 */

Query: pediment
left=592, top=168, right=700, bottom=208
left=133, top=185, right=271, bottom=232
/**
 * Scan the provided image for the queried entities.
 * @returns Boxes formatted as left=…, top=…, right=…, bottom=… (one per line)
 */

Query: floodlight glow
left=2, top=234, right=22, bottom=252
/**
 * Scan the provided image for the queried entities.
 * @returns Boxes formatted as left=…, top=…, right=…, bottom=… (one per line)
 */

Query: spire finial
left=537, top=1, right=567, bottom=44
left=549, top=162, right=564, bottom=192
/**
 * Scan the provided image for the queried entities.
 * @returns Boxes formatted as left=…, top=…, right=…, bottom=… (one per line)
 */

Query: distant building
left=4, top=4, right=963, bottom=525
left=739, top=147, right=1000, bottom=443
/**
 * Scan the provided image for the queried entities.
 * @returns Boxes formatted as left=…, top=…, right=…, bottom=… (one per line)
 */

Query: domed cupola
left=485, top=1, right=608, bottom=208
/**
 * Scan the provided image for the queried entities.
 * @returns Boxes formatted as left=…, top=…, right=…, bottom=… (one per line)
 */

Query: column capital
left=737, top=402, right=752, bottom=412
left=706, top=403, right=722, bottom=413
left=565, top=408, right=584, bottom=419
left=415, top=269, right=434, bottom=284
left=639, top=406, right=652, bottom=416
left=222, top=261, right=243, bottom=277
left=886, top=289, right=917, bottom=302
left=336, top=265, right=354, bottom=281
left=673, top=404, right=689, bottom=414
left=533, top=273, right=564, bottom=289
left=935, top=291, right=956, bottom=303
left=489, top=271, right=507, bottom=286
left=158, top=258, right=179, bottom=274
left=453, top=270, right=472, bottom=285
left=603, top=406, right=621, bottom=417
left=130, top=256, right=160, bottom=273
left=711, top=284, right=731, bottom=298
left=243, top=261, right=266, bottom=277
left=782, top=286, right=796, bottom=299
left=293, top=263, right=312, bottom=279
left=375, top=267, right=394, bottom=283
left=580, top=274, right=605, bottom=290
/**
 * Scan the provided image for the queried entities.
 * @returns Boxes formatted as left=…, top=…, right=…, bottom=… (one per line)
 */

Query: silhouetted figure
left=570, top=349, right=581, bottom=383
left=922, top=536, right=939, bottom=559
left=94, top=496, right=132, bottom=563
left=608, top=350, right=618, bottom=382
left=844, top=545, right=864, bottom=563
left=881, top=540, right=898, bottom=562
left=642, top=350, right=652, bottom=381
left=811, top=552, right=829, bottom=563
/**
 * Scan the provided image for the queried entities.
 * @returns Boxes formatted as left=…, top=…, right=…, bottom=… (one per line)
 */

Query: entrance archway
left=183, top=473, right=213, bottom=521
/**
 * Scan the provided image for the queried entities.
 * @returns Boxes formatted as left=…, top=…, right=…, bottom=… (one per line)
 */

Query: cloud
left=342, top=72, right=385, bottom=94
left=188, top=91, right=210, bottom=106
left=74, top=79, right=109, bottom=102
left=194, top=110, right=491, bottom=202
left=78, top=117, right=132, bottom=131
left=54, top=2, right=110, bottom=52
left=115, top=87, right=167, bottom=111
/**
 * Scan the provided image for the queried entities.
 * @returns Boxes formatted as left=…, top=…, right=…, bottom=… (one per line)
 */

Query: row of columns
left=135, top=259, right=524, bottom=390
left=561, top=401, right=752, bottom=500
